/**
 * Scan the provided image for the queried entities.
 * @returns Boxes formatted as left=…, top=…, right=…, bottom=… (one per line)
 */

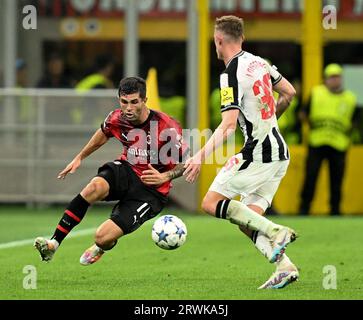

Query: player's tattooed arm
left=141, top=163, right=185, bottom=186
left=166, top=163, right=185, bottom=181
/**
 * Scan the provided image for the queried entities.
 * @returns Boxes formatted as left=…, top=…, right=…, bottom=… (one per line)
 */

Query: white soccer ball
left=151, top=215, right=187, bottom=250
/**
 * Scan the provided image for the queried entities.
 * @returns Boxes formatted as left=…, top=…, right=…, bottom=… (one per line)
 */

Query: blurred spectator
left=76, top=54, right=115, bottom=91
left=71, top=54, right=115, bottom=125
left=15, top=59, right=35, bottom=122
left=299, top=64, right=358, bottom=216
left=16, top=58, right=28, bottom=88
left=37, top=53, right=72, bottom=88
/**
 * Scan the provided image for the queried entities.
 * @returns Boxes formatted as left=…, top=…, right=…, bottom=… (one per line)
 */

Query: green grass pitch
left=1, top=206, right=363, bottom=300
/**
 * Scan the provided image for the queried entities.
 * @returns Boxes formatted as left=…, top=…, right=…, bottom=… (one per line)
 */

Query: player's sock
left=49, top=238, right=59, bottom=250
left=276, top=253, right=294, bottom=270
left=216, top=200, right=281, bottom=237
left=251, top=230, right=273, bottom=260
left=96, top=240, right=118, bottom=251
left=251, top=231, right=294, bottom=269
left=51, top=194, right=90, bottom=245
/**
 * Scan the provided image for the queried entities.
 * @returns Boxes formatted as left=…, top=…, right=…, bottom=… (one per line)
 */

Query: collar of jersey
left=225, top=50, right=245, bottom=69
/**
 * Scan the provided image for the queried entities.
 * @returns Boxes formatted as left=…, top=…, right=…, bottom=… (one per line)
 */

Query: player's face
left=119, top=93, right=147, bottom=122
left=214, top=30, right=224, bottom=60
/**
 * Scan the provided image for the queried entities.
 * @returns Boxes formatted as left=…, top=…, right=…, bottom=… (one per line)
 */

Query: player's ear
left=144, top=97, right=148, bottom=104
left=217, top=36, right=223, bottom=46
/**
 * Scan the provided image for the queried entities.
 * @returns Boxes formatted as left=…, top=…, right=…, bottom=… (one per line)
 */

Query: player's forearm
left=197, top=123, right=236, bottom=162
left=165, top=163, right=185, bottom=181
left=275, top=95, right=291, bottom=119
left=273, top=78, right=296, bottom=120
left=76, top=129, right=109, bottom=160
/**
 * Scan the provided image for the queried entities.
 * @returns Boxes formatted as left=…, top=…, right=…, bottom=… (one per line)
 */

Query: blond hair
left=215, top=15, right=244, bottom=41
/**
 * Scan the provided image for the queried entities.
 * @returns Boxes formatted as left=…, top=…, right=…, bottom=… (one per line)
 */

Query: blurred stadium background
left=0, top=0, right=362, bottom=214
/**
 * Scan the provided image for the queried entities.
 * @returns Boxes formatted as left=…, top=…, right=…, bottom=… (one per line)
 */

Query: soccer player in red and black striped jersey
left=34, top=77, right=189, bottom=265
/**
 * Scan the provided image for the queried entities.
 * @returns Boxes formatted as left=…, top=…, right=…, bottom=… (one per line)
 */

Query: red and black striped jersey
left=101, top=108, right=188, bottom=196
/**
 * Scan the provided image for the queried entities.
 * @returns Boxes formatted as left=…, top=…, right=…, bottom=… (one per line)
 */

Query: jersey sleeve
left=220, top=58, right=241, bottom=113
left=101, top=110, right=117, bottom=138
left=266, top=62, right=283, bottom=86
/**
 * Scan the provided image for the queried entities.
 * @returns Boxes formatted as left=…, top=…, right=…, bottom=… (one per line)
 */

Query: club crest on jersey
left=221, top=87, right=234, bottom=106
left=146, top=133, right=152, bottom=145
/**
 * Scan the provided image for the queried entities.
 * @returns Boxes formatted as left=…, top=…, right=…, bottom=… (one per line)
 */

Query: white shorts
left=209, top=153, right=289, bottom=211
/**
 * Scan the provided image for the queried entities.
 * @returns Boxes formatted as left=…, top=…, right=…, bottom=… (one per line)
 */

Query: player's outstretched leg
left=80, top=219, right=123, bottom=266
left=203, top=194, right=298, bottom=260
left=34, top=193, right=90, bottom=262
left=34, top=177, right=109, bottom=262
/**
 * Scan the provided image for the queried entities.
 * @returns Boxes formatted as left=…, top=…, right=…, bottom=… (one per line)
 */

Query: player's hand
left=57, top=156, right=81, bottom=179
left=141, top=164, right=168, bottom=186
left=183, top=155, right=202, bottom=183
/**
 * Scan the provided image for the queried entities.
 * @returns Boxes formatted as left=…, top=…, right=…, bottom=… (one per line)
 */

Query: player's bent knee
left=81, top=178, right=109, bottom=202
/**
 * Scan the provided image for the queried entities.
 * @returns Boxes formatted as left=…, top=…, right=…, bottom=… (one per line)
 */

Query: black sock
left=215, top=199, right=231, bottom=219
left=51, top=194, right=90, bottom=245
left=96, top=240, right=118, bottom=251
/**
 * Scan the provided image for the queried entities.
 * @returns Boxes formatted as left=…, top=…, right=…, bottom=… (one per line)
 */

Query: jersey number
left=253, top=73, right=275, bottom=120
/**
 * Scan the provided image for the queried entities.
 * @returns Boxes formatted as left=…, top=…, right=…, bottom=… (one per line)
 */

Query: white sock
left=96, top=244, right=104, bottom=252
left=50, top=239, right=59, bottom=250
left=276, top=254, right=295, bottom=270
left=253, top=231, right=273, bottom=260
left=253, top=231, right=295, bottom=270
left=219, top=200, right=281, bottom=237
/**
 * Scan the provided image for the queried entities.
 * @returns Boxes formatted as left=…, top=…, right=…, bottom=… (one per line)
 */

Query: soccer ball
left=151, top=215, right=187, bottom=250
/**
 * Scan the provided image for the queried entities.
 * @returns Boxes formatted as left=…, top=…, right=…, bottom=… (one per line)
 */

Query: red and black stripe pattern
left=51, top=194, right=90, bottom=244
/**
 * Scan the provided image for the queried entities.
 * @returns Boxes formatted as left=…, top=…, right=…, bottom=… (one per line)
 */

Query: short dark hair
left=215, top=15, right=244, bottom=41
left=118, top=77, right=147, bottom=99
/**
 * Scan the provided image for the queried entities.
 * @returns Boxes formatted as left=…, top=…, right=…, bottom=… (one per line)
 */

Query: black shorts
left=96, top=160, right=168, bottom=235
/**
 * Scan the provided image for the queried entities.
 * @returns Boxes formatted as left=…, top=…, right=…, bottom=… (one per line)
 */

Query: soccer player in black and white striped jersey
left=184, top=16, right=299, bottom=289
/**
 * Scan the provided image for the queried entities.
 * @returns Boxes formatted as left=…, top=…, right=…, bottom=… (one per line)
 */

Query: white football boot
left=34, top=237, right=58, bottom=262
left=79, top=244, right=105, bottom=266
left=269, top=227, right=298, bottom=263
left=258, top=265, right=299, bottom=289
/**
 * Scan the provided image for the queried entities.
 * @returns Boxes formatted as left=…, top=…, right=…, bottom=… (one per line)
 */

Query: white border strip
left=0, top=228, right=95, bottom=250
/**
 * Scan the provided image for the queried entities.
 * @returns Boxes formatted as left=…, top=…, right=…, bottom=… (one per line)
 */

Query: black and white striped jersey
left=219, top=50, right=289, bottom=163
